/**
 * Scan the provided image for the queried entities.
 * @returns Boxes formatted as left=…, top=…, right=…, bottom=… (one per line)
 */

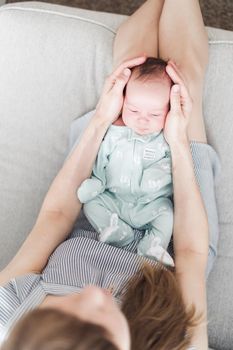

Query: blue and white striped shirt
left=0, top=223, right=162, bottom=344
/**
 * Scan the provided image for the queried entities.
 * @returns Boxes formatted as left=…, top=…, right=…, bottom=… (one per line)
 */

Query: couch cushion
left=0, top=2, right=233, bottom=349
left=203, top=38, right=233, bottom=350
left=0, top=1, right=117, bottom=267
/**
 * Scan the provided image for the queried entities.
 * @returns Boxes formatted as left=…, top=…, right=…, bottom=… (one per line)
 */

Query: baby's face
left=121, top=75, right=171, bottom=135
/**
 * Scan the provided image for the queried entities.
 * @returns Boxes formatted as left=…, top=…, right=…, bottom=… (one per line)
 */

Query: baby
left=77, top=57, right=174, bottom=266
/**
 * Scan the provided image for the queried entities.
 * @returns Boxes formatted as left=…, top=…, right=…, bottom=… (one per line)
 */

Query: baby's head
left=122, top=57, right=172, bottom=135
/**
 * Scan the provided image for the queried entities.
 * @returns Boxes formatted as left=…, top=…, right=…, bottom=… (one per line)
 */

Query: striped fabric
left=0, top=232, right=160, bottom=344
left=0, top=141, right=221, bottom=349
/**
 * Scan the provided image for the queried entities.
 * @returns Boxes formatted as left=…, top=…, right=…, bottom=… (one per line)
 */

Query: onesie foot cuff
left=137, top=236, right=175, bottom=267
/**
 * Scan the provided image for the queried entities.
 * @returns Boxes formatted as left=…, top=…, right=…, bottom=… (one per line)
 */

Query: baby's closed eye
left=129, top=109, right=161, bottom=118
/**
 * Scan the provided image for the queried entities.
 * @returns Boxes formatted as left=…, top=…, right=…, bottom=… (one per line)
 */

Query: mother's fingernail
left=124, top=68, right=131, bottom=76
left=169, top=59, right=175, bottom=64
left=173, top=84, right=180, bottom=92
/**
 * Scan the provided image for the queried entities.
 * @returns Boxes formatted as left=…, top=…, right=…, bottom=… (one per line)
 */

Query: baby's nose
left=138, top=115, right=149, bottom=123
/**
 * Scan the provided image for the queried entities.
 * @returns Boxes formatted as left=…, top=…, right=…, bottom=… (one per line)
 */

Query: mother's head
left=1, top=262, right=202, bottom=350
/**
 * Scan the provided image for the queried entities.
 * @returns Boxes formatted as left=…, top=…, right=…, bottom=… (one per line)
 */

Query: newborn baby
left=77, top=57, right=174, bottom=266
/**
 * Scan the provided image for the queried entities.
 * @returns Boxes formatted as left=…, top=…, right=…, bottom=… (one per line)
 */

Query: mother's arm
left=171, top=140, right=208, bottom=350
left=0, top=56, right=146, bottom=286
left=165, top=64, right=209, bottom=349
left=0, top=114, right=109, bottom=286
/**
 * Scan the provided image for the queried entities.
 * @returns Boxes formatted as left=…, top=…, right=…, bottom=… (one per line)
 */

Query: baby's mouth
left=137, top=126, right=148, bottom=132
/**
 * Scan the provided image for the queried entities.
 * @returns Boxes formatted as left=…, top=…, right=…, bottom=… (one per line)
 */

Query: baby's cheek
left=151, top=117, right=165, bottom=131
left=121, top=112, right=130, bottom=127
left=161, top=116, right=167, bottom=127
left=121, top=107, right=129, bottom=121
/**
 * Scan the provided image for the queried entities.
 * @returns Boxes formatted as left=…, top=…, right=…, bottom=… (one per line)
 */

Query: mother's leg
left=112, top=0, right=165, bottom=70
left=159, top=0, right=220, bottom=278
left=159, top=0, right=208, bottom=143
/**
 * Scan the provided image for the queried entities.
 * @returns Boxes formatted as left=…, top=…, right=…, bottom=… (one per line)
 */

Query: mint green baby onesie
left=77, top=124, right=174, bottom=265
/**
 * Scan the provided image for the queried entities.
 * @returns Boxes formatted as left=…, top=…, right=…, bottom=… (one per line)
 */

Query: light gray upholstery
left=0, top=2, right=233, bottom=349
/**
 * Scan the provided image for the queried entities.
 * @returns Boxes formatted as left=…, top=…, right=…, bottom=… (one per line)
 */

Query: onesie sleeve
left=77, top=130, right=113, bottom=203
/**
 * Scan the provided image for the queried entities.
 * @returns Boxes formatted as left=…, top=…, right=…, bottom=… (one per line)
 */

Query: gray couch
left=0, top=2, right=232, bottom=349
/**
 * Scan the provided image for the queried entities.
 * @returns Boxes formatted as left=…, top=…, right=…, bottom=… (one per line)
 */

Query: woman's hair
left=1, top=309, right=118, bottom=350
left=121, top=261, right=202, bottom=349
left=2, top=261, right=202, bottom=350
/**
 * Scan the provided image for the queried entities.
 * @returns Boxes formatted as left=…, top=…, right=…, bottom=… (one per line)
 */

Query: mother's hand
left=163, top=61, right=193, bottom=146
left=96, top=56, right=147, bottom=125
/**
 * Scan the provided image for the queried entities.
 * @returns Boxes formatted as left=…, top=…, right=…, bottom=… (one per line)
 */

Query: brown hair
left=2, top=309, right=118, bottom=350
left=2, top=261, right=202, bottom=350
left=131, top=56, right=172, bottom=83
left=121, top=261, right=202, bottom=349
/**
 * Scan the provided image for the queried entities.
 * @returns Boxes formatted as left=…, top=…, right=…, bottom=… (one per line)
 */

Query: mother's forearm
left=0, top=116, right=109, bottom=282
left=170, top=138, right=209, bottom=258
left=40, top=111, right=110, bottom=225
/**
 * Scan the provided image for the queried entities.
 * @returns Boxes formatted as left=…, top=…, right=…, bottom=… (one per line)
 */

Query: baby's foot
left=100, top=213, right=135, bottom=246
left=138, top=236, right=175, bottom=267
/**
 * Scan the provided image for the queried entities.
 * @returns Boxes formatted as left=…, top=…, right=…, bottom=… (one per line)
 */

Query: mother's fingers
left=166, top=63, right=193, bottom=116
left=110, top=55, right=147, bottom=79
left=166, top=64, right=186, bottom=88
left=102, top=55, right=147, bottom=95
left=102, top=66, right=132, bottom=96
left=170, top=85, right=182, bottom=113
left=113, top=68, right=132, bottom=94
left=166, top=64, right=190, bottom=101
left=167, top=60, right=187, bottom=84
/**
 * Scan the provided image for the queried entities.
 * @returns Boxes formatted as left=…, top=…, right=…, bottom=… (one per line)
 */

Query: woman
left=0, top=0, right=220, bottom=349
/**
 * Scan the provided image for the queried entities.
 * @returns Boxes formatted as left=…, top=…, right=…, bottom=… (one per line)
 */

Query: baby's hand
left=77, top=178, right=104, bottom=203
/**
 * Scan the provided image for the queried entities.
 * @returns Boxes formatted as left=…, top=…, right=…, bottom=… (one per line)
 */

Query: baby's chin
left=133, top=126, right=162, bottom=135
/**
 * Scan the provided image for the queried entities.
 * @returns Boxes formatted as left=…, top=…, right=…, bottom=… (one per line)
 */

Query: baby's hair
left=123, top=57, right=172, bottom=97
left=131, top=56, right=172, bottom=84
